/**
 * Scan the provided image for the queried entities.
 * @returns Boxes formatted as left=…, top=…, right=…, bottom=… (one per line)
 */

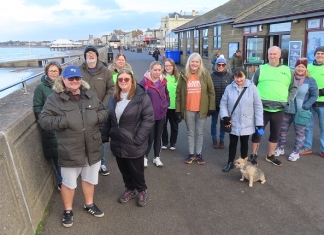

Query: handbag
left=221, top=87, right=247, bottom=133
left=294, top=99, right=312, bottom=126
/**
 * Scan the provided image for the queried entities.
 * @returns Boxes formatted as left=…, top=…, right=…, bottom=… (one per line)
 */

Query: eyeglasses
left=217, top=64, right=226, bottom=67
left=49, top=70, right=59, bottom=73
left=118, top=77, right=130, bottom=83
left=86, top=51, right=96, bottom=55
left=66, top=77, right=82, bottom=81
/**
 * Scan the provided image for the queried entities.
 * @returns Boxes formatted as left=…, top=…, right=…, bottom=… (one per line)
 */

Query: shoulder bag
left=294, top=99, right=312, bottom=126
left=220, top=87, right=247, bottom=133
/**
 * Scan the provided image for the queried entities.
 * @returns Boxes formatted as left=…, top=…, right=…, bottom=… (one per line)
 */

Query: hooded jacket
left=140, top=71, right=170, bottom=120
left=220, top=79, right=263, bottom=136
left=230, top=53, right=243, bottom=69
left=78, top=60, right=114, bottom=108
left=107, top=62, right=133, bottom=83
left=101, top=84, right=154, bottom=159
left=38, top=78, right=108, bottom=167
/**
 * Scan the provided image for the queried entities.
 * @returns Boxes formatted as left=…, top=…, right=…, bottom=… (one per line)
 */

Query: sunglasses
left=118, top=77, right=130, bottom=83
left=66, top=77, right=82, bottom=81
left=217, top=64, right=226, bottom=67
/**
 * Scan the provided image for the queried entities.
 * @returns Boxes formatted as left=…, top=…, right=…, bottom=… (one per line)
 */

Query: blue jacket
left=285, top=75, right=318, bottom=114
left=220, top=79, right=263, bottom=136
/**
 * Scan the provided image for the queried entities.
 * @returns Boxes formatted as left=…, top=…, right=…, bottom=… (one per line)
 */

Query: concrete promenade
left=41, top=50, right=324, bottom=235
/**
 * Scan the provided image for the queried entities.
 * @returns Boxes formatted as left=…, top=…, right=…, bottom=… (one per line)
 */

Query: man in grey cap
left=300, top=46, right=324, bottom=157
left=79, top=45, right=115, bottom=175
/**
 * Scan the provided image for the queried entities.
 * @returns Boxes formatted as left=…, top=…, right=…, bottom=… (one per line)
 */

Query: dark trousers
left=252, top=110, right=284, bottom=143
left=162, top=109, right=179, bottom=146
left=228, top=134, right=249, bottom=163
left=146, top=118, right=165, bottom=158
left=115, top=156, right=147, bottom=192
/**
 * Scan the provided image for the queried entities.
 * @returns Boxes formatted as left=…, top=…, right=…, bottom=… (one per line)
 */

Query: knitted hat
left=295, top=58, right=308, bottom=68
left=216, top=54, right=226, bottom=64
left=233, top=67, right=247, bottom=77
left=314, top=46, right=324, bottom=56
left=84, top=45, right=99, bottom=59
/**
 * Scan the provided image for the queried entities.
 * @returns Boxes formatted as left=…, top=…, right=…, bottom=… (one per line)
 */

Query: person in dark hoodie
left=210, top=55, right=232, bottom=149
left=101, top=69, right=154, bottom=207
left=140, top=61, right=170, bottom=168
left=78, top=45, right=115, bottom=176
left=33, top=61, right=63, bottom=190
left=230, top=49, right=243, bottom=72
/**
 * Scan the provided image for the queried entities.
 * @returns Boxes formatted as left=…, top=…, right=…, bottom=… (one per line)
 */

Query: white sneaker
left=144, top=157, right=148, bottom=168
left=161, top=146, right=168, bottom=150
left=153, top=157, right=163, bottom=167
left=170, top=146, right=176, bottom=151
left=274, top=147, right=285, bottom=157
left=288, top=152, right=300, bottom=161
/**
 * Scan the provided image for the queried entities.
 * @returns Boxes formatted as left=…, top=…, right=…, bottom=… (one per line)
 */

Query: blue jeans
left=210, top=109, right=225, bottom=142
left=185, top=111, right=207, bottom=155
left=304, top=106, right=324, bottom=152
left=101, top=143, right=106, bottom=165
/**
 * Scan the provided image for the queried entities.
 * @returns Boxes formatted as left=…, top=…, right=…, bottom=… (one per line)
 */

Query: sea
left=0, top=47, right=81, bottom=98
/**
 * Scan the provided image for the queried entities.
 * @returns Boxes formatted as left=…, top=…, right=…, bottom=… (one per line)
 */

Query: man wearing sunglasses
left=79, top=45, right=115, bottom=176
left=38, top=65, right=108, bottom=227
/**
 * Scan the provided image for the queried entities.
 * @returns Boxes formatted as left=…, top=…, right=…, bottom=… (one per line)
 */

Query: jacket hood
left=136, top=83, right=146, bottom=95
left=143, top=70, right=165, bottom=82
left=108, top=62, right=132, bottom=72
left=52, top=76, right=90, bottom=93
left=233, top=53, right=241, bottom=58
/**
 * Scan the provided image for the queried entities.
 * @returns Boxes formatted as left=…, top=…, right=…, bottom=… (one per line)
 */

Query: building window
left=202, top=28, right=208, bottom=58
left=179, top=32, right=183, bottom=51
left=165, top=32, right=178, bottom=50
left=306, top=18, right=324, bottom=62
left=194, top=29, right=199, bottom=53
left=187, top=31, right=191, bottom=55
left=213, top=26, right=221, bottom=48
left=246, top=37, right=264, bottom=63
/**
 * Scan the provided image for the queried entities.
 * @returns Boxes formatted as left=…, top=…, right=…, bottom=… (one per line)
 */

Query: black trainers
left=100, top=165, right=110, bottom=176
left=137, top=190, right=147, bottom=207
left=184, top=154, right=196, bottom=164
left=119, top=189, right=138, bottom=203
left=248, top=154, right=258, bottom=166
left=196, top=154, right=205, bottom=165
left=83, top=204, right=104, bottom=217
left=62, top=210, right=73, bottom=228
left=265, top=154, right=282, bottom=166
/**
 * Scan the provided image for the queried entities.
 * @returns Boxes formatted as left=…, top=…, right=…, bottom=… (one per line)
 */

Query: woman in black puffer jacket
left=101, top=69, right=154, bottom=207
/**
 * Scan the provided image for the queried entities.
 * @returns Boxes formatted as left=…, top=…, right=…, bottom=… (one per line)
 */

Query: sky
left=1, top=0, right=229, bottom=42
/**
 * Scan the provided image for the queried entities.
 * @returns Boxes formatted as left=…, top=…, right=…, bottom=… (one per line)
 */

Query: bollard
left=108, top=52, right=113, bottom=63
left=22, top=81, right=29, bottom=94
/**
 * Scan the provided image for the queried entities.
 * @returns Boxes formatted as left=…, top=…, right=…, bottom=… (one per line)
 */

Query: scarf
left=295, top=74, right=306, bottom=87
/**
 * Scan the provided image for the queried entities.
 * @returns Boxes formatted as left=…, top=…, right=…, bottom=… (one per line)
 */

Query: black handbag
left=221, top=87, right=247, bottom=133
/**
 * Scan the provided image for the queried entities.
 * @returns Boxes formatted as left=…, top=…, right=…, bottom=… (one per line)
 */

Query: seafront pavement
left=41, top=49, right=324, bottom=235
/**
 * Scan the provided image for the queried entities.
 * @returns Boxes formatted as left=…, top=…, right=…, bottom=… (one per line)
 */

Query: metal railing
left=0, top=56, right=82, bottom=94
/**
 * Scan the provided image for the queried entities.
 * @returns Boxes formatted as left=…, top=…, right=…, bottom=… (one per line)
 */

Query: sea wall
left=0, top=46, right=107, bottom=235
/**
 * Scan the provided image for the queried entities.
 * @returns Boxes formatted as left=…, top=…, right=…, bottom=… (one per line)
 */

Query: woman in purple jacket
left=140, top=61, right=170, bottom=168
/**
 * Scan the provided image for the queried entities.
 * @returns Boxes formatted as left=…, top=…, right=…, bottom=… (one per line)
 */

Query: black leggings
left=146, top=118, right=165, bottom=158
left=228, top=134, right=249, bottom=163
left=251, top=110, right=284, bottom=143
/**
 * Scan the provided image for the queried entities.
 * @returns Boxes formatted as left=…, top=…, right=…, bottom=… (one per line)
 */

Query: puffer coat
left=38, top=78, right=108, bottom=167
left=220, top=79, right=263, bottom=136
left=101, top=84, right=154, bottom=159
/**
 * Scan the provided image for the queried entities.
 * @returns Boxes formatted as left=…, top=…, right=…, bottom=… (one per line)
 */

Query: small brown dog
left=235, top=157, right=266, bottom=187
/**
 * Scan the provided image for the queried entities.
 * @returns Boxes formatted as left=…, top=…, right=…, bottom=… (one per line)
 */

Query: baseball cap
left=62, top=65, right=83, bottom=78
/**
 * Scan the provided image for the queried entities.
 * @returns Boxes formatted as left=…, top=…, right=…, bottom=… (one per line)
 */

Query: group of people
left=33, top=45, right=324, bottom=228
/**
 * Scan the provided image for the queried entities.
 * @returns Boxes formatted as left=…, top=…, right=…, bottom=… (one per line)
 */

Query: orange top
left=186, top=74, right=201, bottom=111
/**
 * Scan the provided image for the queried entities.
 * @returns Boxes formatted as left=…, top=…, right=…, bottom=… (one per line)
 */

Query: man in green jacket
left=79, top=45, right=115, bottom=175
left=250, top=46, right=297, bottom=166
left=300, top=46, right=324, bottom=157
left=230, top=49, right=243, bottom=72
